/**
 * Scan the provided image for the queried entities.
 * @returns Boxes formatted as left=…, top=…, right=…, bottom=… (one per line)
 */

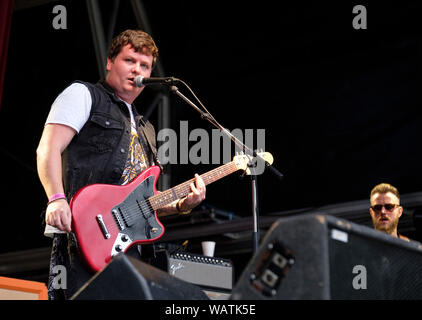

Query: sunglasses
left=371, top=204, right=399, bottom=212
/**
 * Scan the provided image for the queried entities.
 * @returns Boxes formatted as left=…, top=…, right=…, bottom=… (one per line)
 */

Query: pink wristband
left=48, top=193, right=66, bottom=203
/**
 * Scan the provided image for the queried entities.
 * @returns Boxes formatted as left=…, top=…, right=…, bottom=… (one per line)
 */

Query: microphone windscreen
left=134, top=76, right=144, bottom=87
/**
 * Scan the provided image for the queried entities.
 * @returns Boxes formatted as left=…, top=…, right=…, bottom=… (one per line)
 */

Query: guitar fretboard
left=149, top=161, right=238, bottom=211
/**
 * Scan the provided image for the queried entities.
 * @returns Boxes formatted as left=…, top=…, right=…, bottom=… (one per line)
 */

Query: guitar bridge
left=111, top=208, right=125, bottom=231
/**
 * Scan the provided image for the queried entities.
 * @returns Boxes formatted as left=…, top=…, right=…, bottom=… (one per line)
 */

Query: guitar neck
left=149, top=161, right=238, bottom=211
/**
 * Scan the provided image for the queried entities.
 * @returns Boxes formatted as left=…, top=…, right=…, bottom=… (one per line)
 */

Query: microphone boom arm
left=169, top=82, right=283, bottom=254
left=169, top=85, right=284, bottom=180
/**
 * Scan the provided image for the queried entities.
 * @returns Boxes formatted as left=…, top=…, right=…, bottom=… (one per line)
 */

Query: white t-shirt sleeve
left=45, top=82, right=92, bottom=133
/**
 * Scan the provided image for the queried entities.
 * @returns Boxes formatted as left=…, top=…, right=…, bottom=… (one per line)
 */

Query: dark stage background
left=1, top=0, right=422, bottom=279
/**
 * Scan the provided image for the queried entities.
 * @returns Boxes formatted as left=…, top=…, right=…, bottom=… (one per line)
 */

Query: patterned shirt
left=119, top=102, right=150, bottom=185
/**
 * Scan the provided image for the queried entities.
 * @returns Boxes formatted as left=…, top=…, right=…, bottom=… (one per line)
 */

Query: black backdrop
left=1, top=1, right=422, bottom=253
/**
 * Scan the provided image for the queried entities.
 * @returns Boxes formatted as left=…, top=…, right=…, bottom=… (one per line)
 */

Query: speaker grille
left=231, top=214, right=422, bottom=300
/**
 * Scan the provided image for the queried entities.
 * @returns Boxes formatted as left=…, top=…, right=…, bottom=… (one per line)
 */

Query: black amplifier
left=168, top=252, right=233, bottom=292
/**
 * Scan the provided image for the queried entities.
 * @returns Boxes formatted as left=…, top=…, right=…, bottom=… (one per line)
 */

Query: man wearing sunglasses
left=369, top=183, right=409, bottom=241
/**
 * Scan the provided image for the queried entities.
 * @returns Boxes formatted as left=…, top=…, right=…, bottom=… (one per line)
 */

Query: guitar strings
left=123, top=162, right=236, bottom=214
left=114, top=162, right=238, bottom=226
left=119, top=177, right=207, bottom=223
left=116, top=182, right=193, bottom=226
left=142, top=162, right=236, bottom=212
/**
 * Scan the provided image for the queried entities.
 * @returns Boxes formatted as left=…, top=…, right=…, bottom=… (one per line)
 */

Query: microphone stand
left=251, top=166, right=259, bottom=253
left=168, top=85, right=284, bottom=254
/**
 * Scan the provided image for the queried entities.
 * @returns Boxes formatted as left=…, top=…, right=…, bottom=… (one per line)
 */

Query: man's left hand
left=181, top=174, right=206, bottom=210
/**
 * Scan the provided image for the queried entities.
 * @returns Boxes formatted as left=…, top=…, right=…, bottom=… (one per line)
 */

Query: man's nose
left=132, top=63, right=141, bottom=74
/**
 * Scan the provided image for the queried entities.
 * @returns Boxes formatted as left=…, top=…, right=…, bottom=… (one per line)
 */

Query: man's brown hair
left=370, top=183, right=400, bottom=201
left=108, top=29, right=159, bottom=67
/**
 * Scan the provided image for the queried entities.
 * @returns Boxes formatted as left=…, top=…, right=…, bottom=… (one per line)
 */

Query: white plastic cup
left=201, top=241, right=216, bottom=257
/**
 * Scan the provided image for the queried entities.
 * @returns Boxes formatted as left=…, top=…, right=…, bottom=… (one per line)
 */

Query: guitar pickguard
left=109, top=176, right=163, bottom=257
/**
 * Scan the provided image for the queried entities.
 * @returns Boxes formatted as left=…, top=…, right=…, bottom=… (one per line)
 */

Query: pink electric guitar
left=70, top=152, right=273, bottom=272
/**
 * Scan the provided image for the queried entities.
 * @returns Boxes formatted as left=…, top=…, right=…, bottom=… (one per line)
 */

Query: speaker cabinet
left=71, top=253, right=209, bottom=300
left=231, top=214, right=422, bottom=299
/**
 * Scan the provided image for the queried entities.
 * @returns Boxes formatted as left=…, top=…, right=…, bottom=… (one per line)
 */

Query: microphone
left=133, top=76, right=178, bottom=87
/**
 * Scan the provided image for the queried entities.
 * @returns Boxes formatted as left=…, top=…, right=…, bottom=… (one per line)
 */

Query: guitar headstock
left=233, top=151, right=274, bottom=175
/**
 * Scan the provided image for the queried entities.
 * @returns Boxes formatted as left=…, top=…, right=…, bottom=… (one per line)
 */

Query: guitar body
left=70, top=165, right=165, bottom=272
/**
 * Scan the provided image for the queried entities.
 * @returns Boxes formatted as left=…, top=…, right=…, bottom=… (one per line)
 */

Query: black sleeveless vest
left=62, top=80, right=158, bottom=199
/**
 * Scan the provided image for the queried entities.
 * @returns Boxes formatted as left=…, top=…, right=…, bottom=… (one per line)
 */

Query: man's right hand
left=45, top=199, right=72, bottom=232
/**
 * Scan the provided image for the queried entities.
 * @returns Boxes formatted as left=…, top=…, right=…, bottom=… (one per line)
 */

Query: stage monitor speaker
left=71, top=253, right=209, bottom=300
left=231, top=214, right=422, bottom=300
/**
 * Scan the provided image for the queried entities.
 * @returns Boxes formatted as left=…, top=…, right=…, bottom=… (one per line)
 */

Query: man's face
left=105, top=44, right=153, bottom=104
left=369, top=192, right=403, bottom=234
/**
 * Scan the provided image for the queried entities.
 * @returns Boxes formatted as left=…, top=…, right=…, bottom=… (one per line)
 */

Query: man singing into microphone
left=36, top=29, right=206, bottom=300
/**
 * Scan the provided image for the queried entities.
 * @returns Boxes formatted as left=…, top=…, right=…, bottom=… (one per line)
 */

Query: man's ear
left=369, top=208, right=375, bottom=219
left=398, top=206, right=403, bottom=218
left=106, top=58, right=112, bottom=72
